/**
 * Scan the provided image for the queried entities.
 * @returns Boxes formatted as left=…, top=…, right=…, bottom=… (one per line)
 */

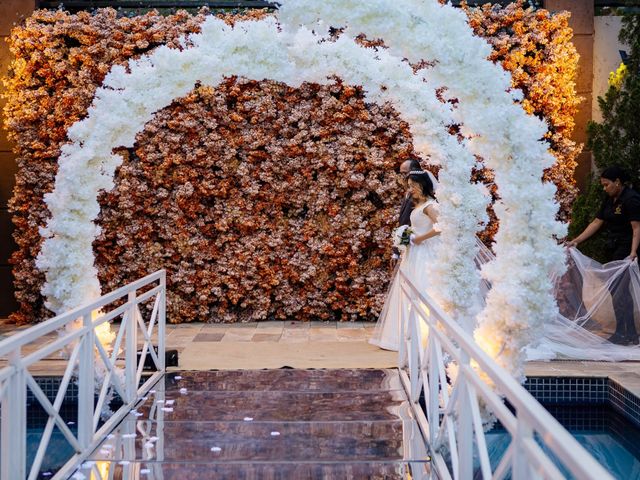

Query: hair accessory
left=407, top=170, right=440, bottom=195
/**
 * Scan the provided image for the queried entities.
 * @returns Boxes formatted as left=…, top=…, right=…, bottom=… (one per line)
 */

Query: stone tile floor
left=164, top=321, right=394, bottom=369
left=1, top=319, right=639, bottom=390
left=0, top=320, right=396, bottom=371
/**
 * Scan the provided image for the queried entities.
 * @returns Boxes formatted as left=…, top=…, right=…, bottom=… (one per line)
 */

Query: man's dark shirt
left=596, top=186, right=640, bottom=249
left=399, top=194, right=414, bottom=226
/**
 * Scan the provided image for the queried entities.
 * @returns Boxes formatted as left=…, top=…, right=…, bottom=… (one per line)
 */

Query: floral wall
left=466, top=1, right=582, bottom=243
left=3, top=5, right=580, bottom=324
left=4, top=9, right=413, bottom=324
left=97, top=79, right=412, bottom=323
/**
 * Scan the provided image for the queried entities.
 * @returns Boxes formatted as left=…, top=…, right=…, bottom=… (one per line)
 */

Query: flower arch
left=37, top=0, right=566, bottom=377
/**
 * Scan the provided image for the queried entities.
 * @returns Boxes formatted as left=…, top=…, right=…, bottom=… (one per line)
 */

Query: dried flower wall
left=466, top=1, right=582, bottom=243
left=4, top=9, right=413, bottom=323
left=4, top=9, right=212, bottom=323
left=96, top=80, right=412, bottom=322
left=4, top=4, right=581, bottom=324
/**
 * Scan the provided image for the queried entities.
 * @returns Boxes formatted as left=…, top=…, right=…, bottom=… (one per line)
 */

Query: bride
left=370, top=170, right=440, bottom=351
left=370, top=168, right=640, bottom=360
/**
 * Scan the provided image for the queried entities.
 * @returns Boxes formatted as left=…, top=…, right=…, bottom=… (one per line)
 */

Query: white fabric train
left=373, top=232, right=640, bottom=361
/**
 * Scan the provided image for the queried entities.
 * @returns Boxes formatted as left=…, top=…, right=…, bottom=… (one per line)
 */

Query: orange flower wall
left=4, top=5, right=581, bottom=324
left=96, top=80, right=412, bottom=323
left=466, top=1, right=582, bottom=243
left=4, top=9, right=414, bottom=324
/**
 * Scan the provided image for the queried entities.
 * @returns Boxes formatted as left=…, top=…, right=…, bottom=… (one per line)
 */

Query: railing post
left=125, top=291, right=138, bottom=402
left=398, top=287, right=406, bottom=370
left=78, top=313, right=95, bottom=449
left=158, top=271, right=166, bottom=371
left=122, top=413, right=136, bottom=477
left=156, top=378, right=166, bottom=462
left=457, top=354, right=474, bottom=480
left=408, top=304, right=421, bottom=403
left=427, top=334, right=439, bottom=443
left=513, top=416, right=534, bottom=480
left=398, top=272, right=410, bottom=370
left=1, top=348, right=27, bottom=480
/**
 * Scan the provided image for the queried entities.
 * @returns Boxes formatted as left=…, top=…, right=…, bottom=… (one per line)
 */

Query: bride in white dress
left=370, top=171, right=440, bottom=351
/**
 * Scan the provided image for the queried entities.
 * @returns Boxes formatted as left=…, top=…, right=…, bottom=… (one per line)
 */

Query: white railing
left=0, top=270, right=166, bottom=480
left=397, top=271, right=613, bottom=480
left=73, top=379, right=168, bottom=480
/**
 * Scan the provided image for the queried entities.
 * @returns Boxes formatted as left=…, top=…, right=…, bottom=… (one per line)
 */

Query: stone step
left=134, top=389, right=409, bottom=422
left=89, top=419, right=412, bottom=462
left=161, top=368, right=402, bottom=392
left=79, top=460, right=420, bottom=479
left=76, top=369, right=430, bottom=479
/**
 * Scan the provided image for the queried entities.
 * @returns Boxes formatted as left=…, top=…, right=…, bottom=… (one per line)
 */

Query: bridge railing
left=0, top=270, right=166, bottom=480
left=398, top=271, right=613, bottom=480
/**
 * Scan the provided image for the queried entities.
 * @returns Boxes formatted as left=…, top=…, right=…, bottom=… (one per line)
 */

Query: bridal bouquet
left=393, top=225, right=413, bottom=253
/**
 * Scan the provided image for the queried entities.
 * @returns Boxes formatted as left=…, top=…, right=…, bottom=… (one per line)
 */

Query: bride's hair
left=407, top=171, right=436, bottom=200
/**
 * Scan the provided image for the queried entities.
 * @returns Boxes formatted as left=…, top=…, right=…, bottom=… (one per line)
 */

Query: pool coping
left=525, top=360, right=640, bottom=426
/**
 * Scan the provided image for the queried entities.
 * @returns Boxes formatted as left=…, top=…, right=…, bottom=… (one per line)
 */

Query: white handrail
left=398, top=270, right=613, bottom=480
left=0, top=270, right=166, bottom=480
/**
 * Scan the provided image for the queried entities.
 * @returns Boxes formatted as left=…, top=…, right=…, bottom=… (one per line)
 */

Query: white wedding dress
left=370, top=199, right=439, bottom=351
left=371, top=201, right=640, bottom=359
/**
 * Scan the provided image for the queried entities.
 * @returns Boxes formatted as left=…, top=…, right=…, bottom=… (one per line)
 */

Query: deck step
left=76, top=369, right=430, bottom=479
left=82, top=460, right=422, bottom=479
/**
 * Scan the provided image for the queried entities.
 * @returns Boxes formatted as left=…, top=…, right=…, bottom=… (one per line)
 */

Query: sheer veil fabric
left=372, top=228, right=640, bottom=360
left=475, top=243, right=640, bottom=360
left=527, top=248, right=640, bottom=361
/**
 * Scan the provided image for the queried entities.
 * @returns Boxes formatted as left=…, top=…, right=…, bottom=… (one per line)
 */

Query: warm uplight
left=91, top=460, right=110, bottom=480
left=474, top=330, right=501, bottom=360
left=92, top=309, right=116, bottom=352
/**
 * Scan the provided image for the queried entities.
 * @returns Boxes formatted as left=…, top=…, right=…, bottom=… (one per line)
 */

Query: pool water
left=484, top=405, right=640, bottom=479
left=25, top=403, right=78, bottom=478
left=8, top=401, right=640, bottom=479
left=0, top=404, right=77, bottom=478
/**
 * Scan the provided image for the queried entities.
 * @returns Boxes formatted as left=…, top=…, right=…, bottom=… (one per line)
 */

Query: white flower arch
left=37, top=0, right=567, bottom=377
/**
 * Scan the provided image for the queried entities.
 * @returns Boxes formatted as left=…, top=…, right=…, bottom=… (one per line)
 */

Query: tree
left=569, top=12, right=640, bottom=260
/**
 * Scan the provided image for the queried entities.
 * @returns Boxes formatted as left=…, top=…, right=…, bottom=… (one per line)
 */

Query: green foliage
left=567, top=175, right=608, bottom=262
left=586, top=12, right=640, bottom=181
left=570, top=13, right=640, bottom=258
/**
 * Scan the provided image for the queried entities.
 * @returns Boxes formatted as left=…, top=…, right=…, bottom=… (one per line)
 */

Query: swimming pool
left=483, top=405, right=640, bottom=479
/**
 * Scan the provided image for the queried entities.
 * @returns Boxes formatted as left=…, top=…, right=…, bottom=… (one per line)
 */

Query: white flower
left=39, top=0, right=564, bottom=382
left=393, top=225, right=412, bottom=252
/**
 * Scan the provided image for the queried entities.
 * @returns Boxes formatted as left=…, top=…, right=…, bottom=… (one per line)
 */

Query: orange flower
left=464, top=1, right=581, bottom=242
left=5, top=4, right=581, bottom=324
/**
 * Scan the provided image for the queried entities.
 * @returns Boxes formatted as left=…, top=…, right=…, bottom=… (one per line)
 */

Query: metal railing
left=0, top=270, right=166, bottom=480
left=397, top=271, right=613, bottom=480
left=73, top=377, right=168, bottom=480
